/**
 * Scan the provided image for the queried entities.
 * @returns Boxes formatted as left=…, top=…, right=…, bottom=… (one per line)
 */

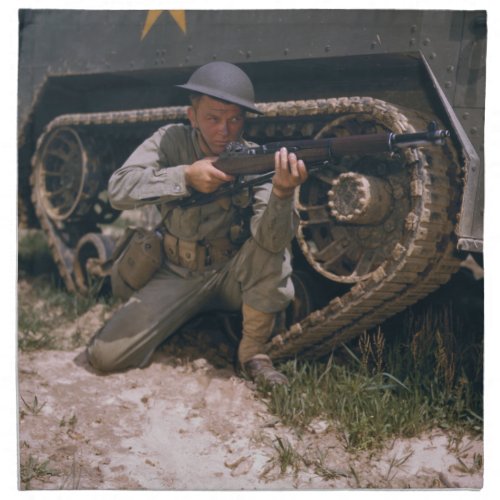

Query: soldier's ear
left=187, top=107, right=198, bottom=128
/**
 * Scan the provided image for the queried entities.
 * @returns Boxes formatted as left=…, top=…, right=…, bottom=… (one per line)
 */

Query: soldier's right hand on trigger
left=185, top=158, right=235, bottom=193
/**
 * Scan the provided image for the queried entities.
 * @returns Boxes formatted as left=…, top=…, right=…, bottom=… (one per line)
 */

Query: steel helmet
left=177, top=61, right=262, bottom=115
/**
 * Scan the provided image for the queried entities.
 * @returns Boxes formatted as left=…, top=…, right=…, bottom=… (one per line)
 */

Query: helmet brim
left=177, top=83, right=264, bottom=115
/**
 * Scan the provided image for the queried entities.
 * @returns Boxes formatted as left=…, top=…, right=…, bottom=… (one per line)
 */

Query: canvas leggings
left=86, top=237, right=294, bottom=372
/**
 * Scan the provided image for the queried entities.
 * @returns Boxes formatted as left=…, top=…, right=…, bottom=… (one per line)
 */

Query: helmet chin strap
left=194, top=127, right=218, bottom=156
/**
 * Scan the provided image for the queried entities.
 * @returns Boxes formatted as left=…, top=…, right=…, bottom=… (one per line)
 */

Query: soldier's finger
left=211, top=165, right=235, bottom=182
left=280, top=147, right=289, bottom=171
left=274, top=150, right=281, bottom=171
left=288, top=153, right=299, bottom=178
left=274, top=148, right=285, bottom=176
left=297, top=160, right=308, bottom=182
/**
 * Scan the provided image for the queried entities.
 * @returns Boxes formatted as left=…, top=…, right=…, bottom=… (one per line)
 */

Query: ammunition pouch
left=163, top=231, right=239, bottom=272
left=111, top=227, right=163, bottom=298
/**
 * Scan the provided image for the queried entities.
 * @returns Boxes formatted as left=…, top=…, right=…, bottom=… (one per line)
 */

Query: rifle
left=177, top=122, right=450, bottom=208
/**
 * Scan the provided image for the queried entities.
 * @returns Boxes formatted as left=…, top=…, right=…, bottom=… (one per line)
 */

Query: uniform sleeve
left=250, top=182, right=299, bottom=253
left=107, top=125, right=192, bottom=210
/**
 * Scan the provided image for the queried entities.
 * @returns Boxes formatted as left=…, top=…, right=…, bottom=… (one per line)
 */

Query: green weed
left=271, top=436, right=304, bottom=476
left=20, top=395, right=46, bottom=416
left=20, top=455, right=59, bottom=489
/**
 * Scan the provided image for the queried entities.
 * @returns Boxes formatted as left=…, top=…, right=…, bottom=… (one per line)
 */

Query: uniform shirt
left=108, top=124, right=299, bottom=254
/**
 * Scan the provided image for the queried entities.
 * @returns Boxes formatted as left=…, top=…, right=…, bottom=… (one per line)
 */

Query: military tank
left=18, top=10, right=485, bottom=359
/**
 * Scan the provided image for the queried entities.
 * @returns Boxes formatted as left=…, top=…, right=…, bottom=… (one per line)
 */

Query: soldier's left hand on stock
left=272, top=147, right=308, bottom=199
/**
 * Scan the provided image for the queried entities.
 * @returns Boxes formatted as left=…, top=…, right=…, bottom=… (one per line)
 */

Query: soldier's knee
left=86, top=339, right=123, bottom=373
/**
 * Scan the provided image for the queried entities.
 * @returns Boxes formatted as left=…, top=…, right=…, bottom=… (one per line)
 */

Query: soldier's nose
left=219, top=122, right=229, bottom=136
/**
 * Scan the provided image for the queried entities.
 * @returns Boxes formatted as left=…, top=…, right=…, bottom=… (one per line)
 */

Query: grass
left=258, top=277, right=483, bottom=452
left=260, top=434, right=350, bottom=480
left=20, top=455, right=59, bottom=490
left=20, top=395, right=46, bottom=416
left=18, top=278, right=115, bottom=351
left=18, top=230, right=118, bottom=351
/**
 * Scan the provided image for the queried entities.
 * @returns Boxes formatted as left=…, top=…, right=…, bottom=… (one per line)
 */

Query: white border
left=4, top=2, right=498, bottom=499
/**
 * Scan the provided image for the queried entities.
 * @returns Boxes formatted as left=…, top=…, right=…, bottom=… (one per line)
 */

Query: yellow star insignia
left=141, top=10, right=187, bottom=40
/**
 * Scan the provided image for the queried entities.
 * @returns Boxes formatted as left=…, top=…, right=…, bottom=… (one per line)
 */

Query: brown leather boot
left=243, top=354, right=289, bottom=386
left=238, top=304, right=289, bottom=386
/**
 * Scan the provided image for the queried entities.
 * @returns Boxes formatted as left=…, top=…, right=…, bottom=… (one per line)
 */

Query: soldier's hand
left=185, top=158, right=235, bottom=193
left=272, top=147, right=308, bottom=199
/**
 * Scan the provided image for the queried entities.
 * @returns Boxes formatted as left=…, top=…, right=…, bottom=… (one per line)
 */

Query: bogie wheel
left=33, top=127, right=92, bottom=221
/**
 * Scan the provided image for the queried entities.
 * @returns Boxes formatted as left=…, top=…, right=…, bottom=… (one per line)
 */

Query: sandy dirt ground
left=17, top=294, right=483, bottom=491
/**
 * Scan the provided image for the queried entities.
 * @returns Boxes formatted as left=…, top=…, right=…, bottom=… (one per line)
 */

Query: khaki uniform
left=87, top=124, right=298, bottom=372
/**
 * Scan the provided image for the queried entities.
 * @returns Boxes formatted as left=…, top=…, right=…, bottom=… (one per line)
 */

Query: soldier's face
left=188, top=95, right=245, bottom=155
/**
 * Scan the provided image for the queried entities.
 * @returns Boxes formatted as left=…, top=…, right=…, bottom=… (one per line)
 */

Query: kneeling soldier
left=86, top=61, right=308, bottom=385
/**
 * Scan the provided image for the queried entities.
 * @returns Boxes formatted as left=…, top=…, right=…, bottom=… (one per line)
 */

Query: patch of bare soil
left=17, top=281, right=483, bottom=490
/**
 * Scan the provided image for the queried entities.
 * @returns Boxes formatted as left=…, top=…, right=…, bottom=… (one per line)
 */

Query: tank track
left=266, top=101, right=462, bottom=359
left=30, top=97, right=462, bottom=357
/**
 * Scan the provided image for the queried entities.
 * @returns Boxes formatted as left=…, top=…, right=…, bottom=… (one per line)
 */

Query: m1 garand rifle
left=176, top=122, right=450, bottom=208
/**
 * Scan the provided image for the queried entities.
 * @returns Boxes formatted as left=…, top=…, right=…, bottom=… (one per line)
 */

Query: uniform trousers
left=86, top=237, right=293, bottom=372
